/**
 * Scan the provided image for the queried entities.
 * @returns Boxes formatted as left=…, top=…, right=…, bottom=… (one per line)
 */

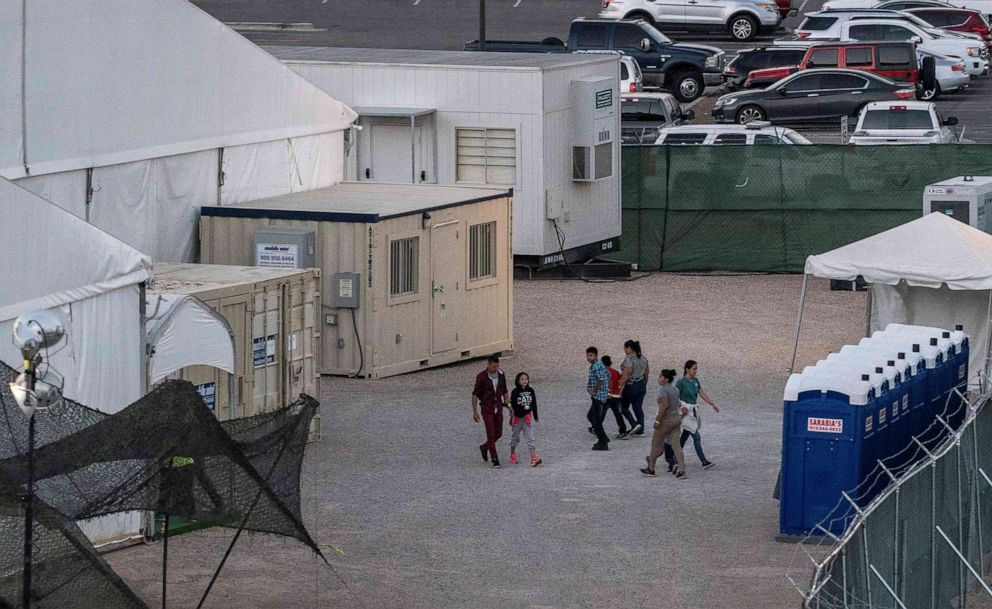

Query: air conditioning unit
left=571, top=76, right=616, bottom=182
left=923, top=176, right=992, bottom=233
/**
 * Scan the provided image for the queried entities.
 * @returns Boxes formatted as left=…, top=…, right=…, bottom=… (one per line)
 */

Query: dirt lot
left=107, top=273, right=865, bottom=609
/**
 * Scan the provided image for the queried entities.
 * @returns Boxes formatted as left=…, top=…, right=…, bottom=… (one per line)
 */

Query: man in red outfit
left=472, top=355, right=509, bottom=468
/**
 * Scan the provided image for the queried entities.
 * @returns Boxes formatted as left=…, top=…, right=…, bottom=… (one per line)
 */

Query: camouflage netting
left=0, top=360, right=321, bottom=608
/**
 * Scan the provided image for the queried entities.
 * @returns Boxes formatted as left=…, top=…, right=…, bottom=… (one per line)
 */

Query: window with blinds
left=456, top=128, right=517, bottom=185
left=469, top=222, right=496, bottom=281
left=389, top=237, right=418, bottom=297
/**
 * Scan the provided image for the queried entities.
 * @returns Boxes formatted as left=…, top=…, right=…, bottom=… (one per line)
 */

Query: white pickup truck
left=849, top=100, right=961, bottom=144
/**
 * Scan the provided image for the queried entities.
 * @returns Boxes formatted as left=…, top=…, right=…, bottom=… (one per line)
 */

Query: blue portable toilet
left=885, top=324, right=957, bottom=419
left=823, top=354, right=902, bottom=466
left=877, top=329, right=948, bottom=448
left=780, top=368, right=884, bottom=537
left=867, top=336, right=933, bottom=443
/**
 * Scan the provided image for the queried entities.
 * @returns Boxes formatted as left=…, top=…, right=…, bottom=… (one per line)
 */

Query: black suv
left=722, top=46, right=807, bottom=90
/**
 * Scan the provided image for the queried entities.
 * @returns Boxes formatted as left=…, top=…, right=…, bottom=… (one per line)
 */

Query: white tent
left=0, top=176, right=152, bottom=546
left=145, top=294, right=236, bottom=386
left=794, top=212, right=992, bottom=387
left=0, top=0, right=357, bottom=261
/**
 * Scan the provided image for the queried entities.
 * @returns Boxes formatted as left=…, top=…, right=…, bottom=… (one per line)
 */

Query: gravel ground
left=106, top=273, right=865, bottom=609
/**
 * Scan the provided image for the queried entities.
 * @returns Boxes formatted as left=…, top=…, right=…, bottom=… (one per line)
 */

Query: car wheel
left=626, top=11, right=656, bottom=26
left=729, top=14, right=758, bottom=42
left=736, top=105, right=765, bottom=124
left=918, top=81, right=940, bottom=101
left=671, top=71, right=704, bottom=103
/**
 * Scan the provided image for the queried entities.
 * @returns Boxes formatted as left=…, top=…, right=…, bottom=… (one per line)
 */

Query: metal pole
left=869, top=564, right=910, bottom=609
left=984, top=290, right=992, bottom=393
left=22, top=362, right=36, bottom=609
left=937, top=525, right=992, bottom=598
left=789, top=273, right=809, bottom=375
left=975, top=421, right=984, bottom=577
left=410, top=115, right=416, bottom=183
left=162, top=515, right=169, bottom=609
left=478, top=0, right=486, bottom=51
left=865, top=282, right=873, bottom=338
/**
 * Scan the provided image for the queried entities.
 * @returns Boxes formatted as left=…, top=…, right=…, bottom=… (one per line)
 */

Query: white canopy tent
left=792, top=212, right=992, bottom=387
left=0, top=0, right=357, bottom=261
left=145, top=294, right=236, bottom=385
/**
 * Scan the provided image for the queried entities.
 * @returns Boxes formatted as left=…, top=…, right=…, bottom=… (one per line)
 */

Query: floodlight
left=12, top=310, right=65, bottom=360
left=9, top=366, right=63, bottom=417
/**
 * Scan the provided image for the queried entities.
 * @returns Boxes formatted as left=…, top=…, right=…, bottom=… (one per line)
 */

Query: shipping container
left=200, top=182, right=513, bottom=378
left=149, top=263, right=320, bottom=426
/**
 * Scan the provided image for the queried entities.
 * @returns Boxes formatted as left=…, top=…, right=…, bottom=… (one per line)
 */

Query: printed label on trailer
left=902, top=395, right=910, bottom=412
left=255, top=243, right=298, bottom=268
left=595, top=89, right=613, bottom=109
left=195, top=382, right=216, bottom=412
left=807, top=417, right=843, bottom=434
left=865, top=416, right=873, bottom=433
left=252, top=335, right=276, bottom=367
left=879, top=408, right=886, bottom=424
left=892, top=402, right=899, bottom=419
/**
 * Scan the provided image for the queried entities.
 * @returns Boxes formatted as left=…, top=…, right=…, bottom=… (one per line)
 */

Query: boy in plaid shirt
left=586, top=347, right=611, bottom=451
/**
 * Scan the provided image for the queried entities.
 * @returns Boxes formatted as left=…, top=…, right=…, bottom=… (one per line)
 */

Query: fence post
left=880, top=462, right=901, bottom=594
left=659, top=145, right=671, bottom=271
left=842, top=491, right=871, bottom=604
left=974, top=416, right=984, bottom=578
left=912, top=436, right=938, bottom=609
left=936, top=525, right=992, bottom=598
left=869, top=564, right=909, bottom=609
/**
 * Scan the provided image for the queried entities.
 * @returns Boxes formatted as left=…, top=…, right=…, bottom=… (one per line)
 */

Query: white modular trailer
left=0, top=0, right=356, bottom=263
left=923, top=176, right=992, bottom=233
left=200, top=183, right=513, bottom=378
left=268, top=47, right=622, bottom=268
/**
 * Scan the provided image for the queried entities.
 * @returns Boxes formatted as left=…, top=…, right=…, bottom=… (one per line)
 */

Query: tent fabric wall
left=0, top=0, right=356, bottom=180
left=870, top=283, right=990, bottom=388
left=16, top=170, right=88, bottom=219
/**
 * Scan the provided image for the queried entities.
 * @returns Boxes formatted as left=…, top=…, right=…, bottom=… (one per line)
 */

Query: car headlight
left=705, top=55, right=720, bottom=68
left=716, top=97, right=737, bottom=107
left=967, top=47, right=980, bottom=56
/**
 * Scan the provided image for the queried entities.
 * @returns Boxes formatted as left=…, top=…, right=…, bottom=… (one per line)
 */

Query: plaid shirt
left=587, top=360, right=610, bottom=402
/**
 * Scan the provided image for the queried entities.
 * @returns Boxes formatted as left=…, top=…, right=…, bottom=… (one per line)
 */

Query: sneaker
left=630, top=424, right=643, bottom=435
left=676, top=471, right=688, bottom=480
left=666, top=463, right=674, bottom=473
left=492, top=459, right=501, bottom=469
left=509, top=453, right=518, bottom=465
left=588, top=426, right=596, bottom=435
left=480, top=445, right=488, bottom=463
left=530, top=456, right=542, bottom=467
left=616, top=430, right=628, bottom=440
left=640, top=467, right=656, bottom=477
left=702, top=461, right=716, bottom=470
left=592, top=443, right=609, bottom=451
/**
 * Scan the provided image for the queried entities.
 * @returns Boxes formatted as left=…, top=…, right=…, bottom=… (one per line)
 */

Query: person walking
left=600, top=355, right=629, bottom=439
left=641, top=369, right=686, bottom=479
left=586, top=347, right=611, bottom=451
left=509, top=372, right=541, bottom=467
left=668, top=359, right=720, bottom=470
left=617, top=340, right=649, bottom=437
left=472, top=355, right=509, bottom=468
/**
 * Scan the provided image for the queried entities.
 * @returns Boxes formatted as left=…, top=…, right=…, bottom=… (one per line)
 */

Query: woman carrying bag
left=667, top=359, right=719, bottom=471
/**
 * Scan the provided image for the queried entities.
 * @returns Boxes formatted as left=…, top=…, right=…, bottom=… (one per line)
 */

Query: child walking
left=509, top=372, right=542, bottom=467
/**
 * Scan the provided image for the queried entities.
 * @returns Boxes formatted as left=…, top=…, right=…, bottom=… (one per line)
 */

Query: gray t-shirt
left=622, top=354, right=648, bottom=383
left=488, top=372, right=499, bottom=395
left=659, top=384, right=682, bottom=420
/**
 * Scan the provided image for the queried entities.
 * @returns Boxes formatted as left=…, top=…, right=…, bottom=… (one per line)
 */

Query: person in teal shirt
left=669, top=359, right=720, bottom=470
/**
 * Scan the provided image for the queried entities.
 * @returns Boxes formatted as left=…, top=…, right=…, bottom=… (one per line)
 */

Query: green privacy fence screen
left=618, top=145, right=992, bottom=273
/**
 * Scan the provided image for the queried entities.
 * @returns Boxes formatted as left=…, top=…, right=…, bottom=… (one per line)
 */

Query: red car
left=745, top=42, right=918, bottom=89
left=906, top=7, right=992, bottom=52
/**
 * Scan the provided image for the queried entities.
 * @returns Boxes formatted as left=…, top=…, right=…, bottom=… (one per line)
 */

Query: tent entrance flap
left=145, top=293, right=236, bottom=389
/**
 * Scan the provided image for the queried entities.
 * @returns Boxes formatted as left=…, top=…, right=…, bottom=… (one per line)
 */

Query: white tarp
left=0, top=177, right=151, bottom=322
left=805, top=212, right=992, bottom=384
left=146, top=293, right=236, bottom=385
left=805, top=213, right=992, bottom=290
left=0, top=0, right=356, bottom=179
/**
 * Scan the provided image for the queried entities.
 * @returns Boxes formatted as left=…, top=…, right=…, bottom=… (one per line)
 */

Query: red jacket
left=473, top=369, right=508, bottom=414
left=607, top=367, right=622, bottom=396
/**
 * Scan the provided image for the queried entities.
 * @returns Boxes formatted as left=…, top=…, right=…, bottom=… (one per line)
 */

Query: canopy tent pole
left=789, top=274, right=809, bottom=375
left=985, top=291, right=992, bottom=393
left=865, top=281, right=873, bottom=338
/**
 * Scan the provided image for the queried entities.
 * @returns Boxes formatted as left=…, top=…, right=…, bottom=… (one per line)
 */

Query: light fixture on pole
left=10, top=309, right=66, bottom=609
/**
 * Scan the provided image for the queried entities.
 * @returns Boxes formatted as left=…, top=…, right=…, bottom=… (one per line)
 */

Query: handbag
left=681, top=402, right=700, bottom=434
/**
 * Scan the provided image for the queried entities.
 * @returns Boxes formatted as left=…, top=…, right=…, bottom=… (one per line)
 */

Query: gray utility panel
left=253, top=227, right=316, bottom=269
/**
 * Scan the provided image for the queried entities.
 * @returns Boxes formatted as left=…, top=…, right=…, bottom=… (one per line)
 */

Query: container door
left=366, top=124, right=414, bottom=183
left=431, top=221, right=462, bottom=354
left=216, top=295, right=252, bottom=421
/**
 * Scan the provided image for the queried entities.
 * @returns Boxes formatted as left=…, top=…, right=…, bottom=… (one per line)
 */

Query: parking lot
left=194, top=0, right=992, bottom=144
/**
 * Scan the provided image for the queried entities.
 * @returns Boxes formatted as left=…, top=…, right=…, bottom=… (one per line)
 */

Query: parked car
left=916, top=47, right=970, bottom=97
left=823, top=0, right=992, bottom=17
left=653, top=122, right=813, bottom=143
left=722, top=47, right=808, bottom=89
left=465, top=19, right=724, bottom=102
left=841, top=19, right=988, bottom=74
left=907, top=7, right=992, bottom=49
left=785, top=8, right=987, bottom=48
left=621, top=92, right=695, bottom=143
left=848, top=100, right=960, bottom=143
left=620, top=55, right=644, bottom=92
left=712, top=68, right=917, bottom=123
left=746, top=41, right=919, bottom=87
left=599, top=0, right=783, bottom=41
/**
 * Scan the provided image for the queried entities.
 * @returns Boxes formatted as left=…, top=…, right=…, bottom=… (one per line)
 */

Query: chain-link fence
left=798, top=382, right=992, bottom=608
left=618, top=145, right=992, bottom=273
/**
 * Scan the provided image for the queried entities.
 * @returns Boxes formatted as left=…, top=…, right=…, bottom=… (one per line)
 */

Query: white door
left=366, top=125, right=413, bottom=183
left=431, top=222, right=462, bottom=354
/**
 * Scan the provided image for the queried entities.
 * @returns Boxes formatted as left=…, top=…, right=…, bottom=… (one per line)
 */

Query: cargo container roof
left=201, top=182, right=510, bottom=223
left=265, top=46, right=617, bottom=70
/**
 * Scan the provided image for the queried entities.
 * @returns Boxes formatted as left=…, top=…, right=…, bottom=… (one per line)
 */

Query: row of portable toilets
left=780, top=323, right=970, bottom=537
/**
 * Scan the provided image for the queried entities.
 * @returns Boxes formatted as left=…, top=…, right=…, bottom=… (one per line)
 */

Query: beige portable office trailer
left=200, top=182, right=513, bottom=378
left=149, top=263, right=320, bottom=422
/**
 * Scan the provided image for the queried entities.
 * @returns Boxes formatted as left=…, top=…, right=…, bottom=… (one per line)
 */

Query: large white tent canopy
left=797, top=213, right=992, bottom=386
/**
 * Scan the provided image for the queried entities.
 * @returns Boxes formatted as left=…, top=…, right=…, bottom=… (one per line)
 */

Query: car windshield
left=861, top=109, right=934, bottom=129
left=643, top=24, right=673, bottom=45
left=783, top=131, right=814, bottom=144
left=799, top=16, right=838, bottom=30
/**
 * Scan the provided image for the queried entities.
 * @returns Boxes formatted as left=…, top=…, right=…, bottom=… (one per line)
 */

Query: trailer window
left=469, top=222, right=497, bottom=281
left=456, top=128, right=517, bottom=185
left=389, top=237, right=419, bottom=297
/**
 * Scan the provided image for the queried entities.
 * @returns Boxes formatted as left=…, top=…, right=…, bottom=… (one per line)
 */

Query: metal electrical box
left=333, top=272, right=360, bottom=308
left=571, top=76, right=616, bottom=182
left=923, top=176, right=992, bottom=233
left=253, top=227, right=316, bottom=269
